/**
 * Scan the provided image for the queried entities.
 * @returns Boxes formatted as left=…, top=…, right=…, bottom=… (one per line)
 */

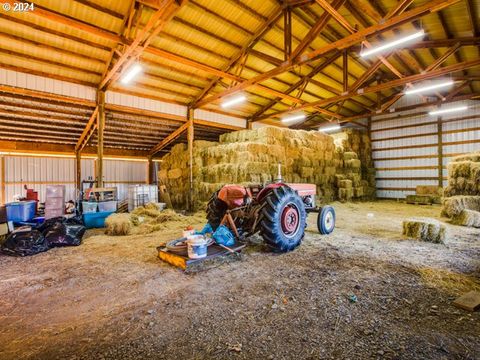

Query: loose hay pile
left=442, top=152, right=480, bottom=226
left=104, top=205, right=200, bottom=236
left=402, top=218, right=446, bottom=244
left=160, top=126, right=376, bottom=209
left=418, top=268, right=480, bottom=295
left=105, top=213, right=132, bottom=236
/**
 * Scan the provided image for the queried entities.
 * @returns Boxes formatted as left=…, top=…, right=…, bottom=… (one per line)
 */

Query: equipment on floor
left=206, top=164, right=335, bottom=252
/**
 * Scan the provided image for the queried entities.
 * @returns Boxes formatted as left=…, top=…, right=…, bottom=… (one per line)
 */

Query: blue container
left=6, top=201, right=36, bottom=222
left=83, top=210, right=114, bottom=229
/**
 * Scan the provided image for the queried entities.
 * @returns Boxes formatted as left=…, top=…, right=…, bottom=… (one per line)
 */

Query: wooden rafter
left=100, top=0, right=187, bottom=90
left=194, top=0, right=460, bottom=109
left=258, top=58, right=480, bottom=120
left=75, top=107, right=99, bottom=152
left=149, top=122, right=189, bottom=155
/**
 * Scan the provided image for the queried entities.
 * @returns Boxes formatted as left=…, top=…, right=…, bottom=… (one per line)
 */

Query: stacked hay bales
left=160, top=126, right=375, bottom=209
left=442, top=152, right=480, bottom=223
left=332, top=129, right=376, bottom=201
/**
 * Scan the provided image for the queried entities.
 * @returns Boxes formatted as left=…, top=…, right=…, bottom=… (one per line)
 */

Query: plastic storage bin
left=45, top=197, right=64, bottom=208
left=45, top=208, right=64, bottom=219
left=6, top=201, right=36, bottom=222
left=82, top=202, right=98, bottom=213
left=46, top=185, right=65, bottom=198
left=83, top=211, right=114, bottom=229
left=128, top=185, right=158, bottom=212
left=98, top=201, right=117, bottom=212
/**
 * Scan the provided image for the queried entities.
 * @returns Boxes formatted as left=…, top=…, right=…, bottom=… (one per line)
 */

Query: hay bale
left=105, top=213, right=132, bottom=236
left=451, top=209, right=480, bottom=228
left=343, top=152, right=358, bottom=160
left=344, top=159, right=361, bottom=168
left=416, top=185, right=442, bottom=196
left=338, top=179, right=353, bottom=189
left=441, top=196, right=480, bottom=218
left=402, top=218, right=446, bottom=244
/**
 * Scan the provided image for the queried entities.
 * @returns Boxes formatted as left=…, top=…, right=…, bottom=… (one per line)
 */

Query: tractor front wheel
left=259, top=186, right=307, bottom=252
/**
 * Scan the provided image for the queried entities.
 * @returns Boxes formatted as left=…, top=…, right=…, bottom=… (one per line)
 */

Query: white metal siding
left=0, top=68, right=95, bottom=101
left=1, top=156, right=148, bottom=203
left=372, top=99, right=480, bottom=198
left=106, top=91, right=186, bottom=116
left=103, top=160, right=148, bottom=201
left=194, top=109, right=247, bottom=128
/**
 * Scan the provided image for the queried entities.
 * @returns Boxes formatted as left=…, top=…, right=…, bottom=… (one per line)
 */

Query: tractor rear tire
left=206, top=191, right=227, bottom=231
left=259, top=186, right=307, bottom=252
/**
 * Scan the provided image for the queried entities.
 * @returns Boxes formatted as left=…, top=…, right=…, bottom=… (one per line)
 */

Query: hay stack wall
left=442, top=151, right=480, bottom=218
left=159, top=126, right=375, bottom=209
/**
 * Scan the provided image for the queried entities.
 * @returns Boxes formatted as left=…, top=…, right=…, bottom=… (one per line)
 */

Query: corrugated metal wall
left=372, top=99, right=480, bottom=199
left=103, top=159, right=148, bottom=201
left=0, top=68, right=95, bottom=101
left=1, top=156, right=147, bottom=203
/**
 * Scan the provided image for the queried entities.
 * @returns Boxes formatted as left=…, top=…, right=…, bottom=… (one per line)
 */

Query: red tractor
left=206, top=168, right=335, bottom=252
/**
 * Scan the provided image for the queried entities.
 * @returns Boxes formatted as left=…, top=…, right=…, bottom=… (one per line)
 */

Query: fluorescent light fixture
left=221, top=95, right=246, bottom=108
left=319, top=125, right=341, bottom=133
left=405, top=80, right=454, bottom=95
left=360, top=30, right=425, bottom=58
left=121, top=64, right=142, bottom=84
left=429, top=106, right=468, bottom=116
left=281, top=113, right=306, bottom=123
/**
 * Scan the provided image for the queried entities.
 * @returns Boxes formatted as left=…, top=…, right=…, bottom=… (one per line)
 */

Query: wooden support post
left=1, top=155, right=5, bottom=204
left=343, top=49, right=348, bottom=93
left=96, top=90, right=105, bottom=187
left=284, top=7, right=292, bottom=61
left=187, top=107, right=194, bottom=211
left=437, top=116, right=444, bottom=188
left=147, top=155, right=154, bottom=184
left=75, top=150, right=81, bottom=196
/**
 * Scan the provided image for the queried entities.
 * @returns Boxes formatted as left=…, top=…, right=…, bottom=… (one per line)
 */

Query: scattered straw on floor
left=104, top=204, right=207, bottom=236
left=402, top=218, right=446, bottom=244
left=418, top=268, right=480, bottom=296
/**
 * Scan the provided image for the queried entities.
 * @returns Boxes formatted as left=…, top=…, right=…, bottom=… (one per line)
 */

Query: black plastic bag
left=1, top=229, right=48, bottom=257
left=42, top=219, right=85, bottom=247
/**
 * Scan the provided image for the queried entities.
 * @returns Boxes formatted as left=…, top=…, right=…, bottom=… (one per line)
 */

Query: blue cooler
left=83, top=211, right=114, bottom=229
left=6, top=201, right=36, bottom=222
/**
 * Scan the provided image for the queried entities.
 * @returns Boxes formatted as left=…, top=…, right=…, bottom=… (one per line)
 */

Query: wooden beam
left=149, top=122, right=189, bottom=156
left=96, top=90, right=105, bottom=187
left=75, top=151, right=81, bottom=195
left=75, top=107, right=99, bottom=152
left=284, top=7, right=292, bottom=61
left=194, top=0, right=460, bottom=108
left=73, top=0, right=124, bottom=19
left=315, top=0, right=356, bottom=33
left=187, top=107, right=194, bottom=211
left=291, top=0, right=345, bottom=60
left=0, top=85, right=95, bottom=107
left=340, top=93, right=477, bottom=123
left=259, top=59, right=480, bottom=120
left=381, top=43, right=460, bottom=111
left=100, top=0, right=187, bottom=89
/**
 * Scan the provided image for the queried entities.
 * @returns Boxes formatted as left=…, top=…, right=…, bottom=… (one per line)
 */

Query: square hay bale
left=338, top=179, right=353, bottom=189
left=402, top=218, right=446, bottom=244
left=441, top=196, right=480, bottom=218
left=345, top=159, right=361, bottom=168
left=338, top=188, right=353, bottom=202
left=343, top=152, right=358, bottom=160
left=451, top=209, right=480, bottom=228
left=416, top=185, right=443, bottom=196
left=353, top=187, right=364, bottom=197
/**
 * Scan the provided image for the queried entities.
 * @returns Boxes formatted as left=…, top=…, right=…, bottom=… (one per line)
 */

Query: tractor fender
left=256, top=182, right=290, bottom=203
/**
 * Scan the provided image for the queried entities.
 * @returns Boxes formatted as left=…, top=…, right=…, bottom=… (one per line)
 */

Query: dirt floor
left=0, top=200, right=479, bottom=360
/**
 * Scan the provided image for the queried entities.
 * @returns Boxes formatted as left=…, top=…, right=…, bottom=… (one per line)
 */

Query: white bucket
left=187, top=235, right=208, bottom=259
